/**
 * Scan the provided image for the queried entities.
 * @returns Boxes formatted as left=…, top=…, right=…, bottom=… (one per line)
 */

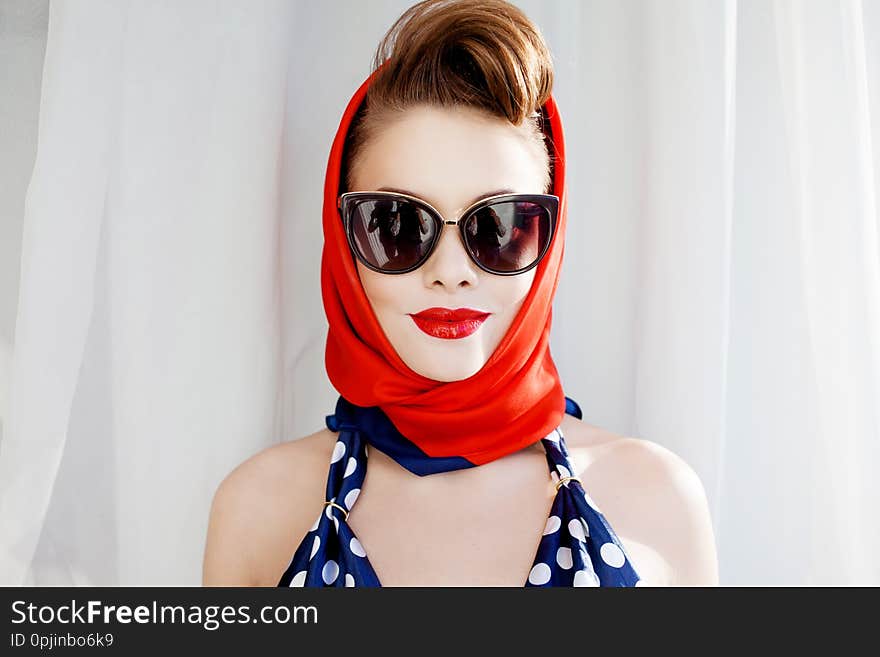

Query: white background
left=1, top=0, right=878, bottom=585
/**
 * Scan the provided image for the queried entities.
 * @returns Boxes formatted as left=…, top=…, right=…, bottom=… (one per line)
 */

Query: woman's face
left=350, top=104, right=547, bottom=382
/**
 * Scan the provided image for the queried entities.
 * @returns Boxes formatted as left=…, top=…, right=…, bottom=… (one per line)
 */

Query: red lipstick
left=408, top=307, right=491, bottom=340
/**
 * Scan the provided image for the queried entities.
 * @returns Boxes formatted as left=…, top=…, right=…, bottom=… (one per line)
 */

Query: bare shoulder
left=202, top=427, right=337, bottom=586
left=560, top=415, right=719, bottom=586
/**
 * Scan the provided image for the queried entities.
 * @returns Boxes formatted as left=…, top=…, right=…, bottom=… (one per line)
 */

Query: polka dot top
left=277, top=396, right=642, bottom=587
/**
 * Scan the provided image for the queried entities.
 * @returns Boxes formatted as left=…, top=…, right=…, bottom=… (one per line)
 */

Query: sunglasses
left=337, top=191, right=559, bottom=276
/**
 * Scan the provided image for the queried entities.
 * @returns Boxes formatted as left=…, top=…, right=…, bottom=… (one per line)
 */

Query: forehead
left=353, top=105, right=545, bottom=215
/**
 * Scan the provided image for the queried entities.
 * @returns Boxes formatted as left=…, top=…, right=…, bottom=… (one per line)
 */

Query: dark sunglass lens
left=463, top=201, right=552, bottom=273
left=349, top=199, right=436, bottom=271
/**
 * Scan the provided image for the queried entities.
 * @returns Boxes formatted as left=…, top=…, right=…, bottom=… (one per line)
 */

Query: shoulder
left=560, top=415, right=719, bottom=586
left=202, top=427, right=337, bottom=586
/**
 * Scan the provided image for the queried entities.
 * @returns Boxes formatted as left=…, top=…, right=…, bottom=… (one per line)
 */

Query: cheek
left=356, top=262, right=414, bottom=314
left=493, top=270, right=536, bottom=313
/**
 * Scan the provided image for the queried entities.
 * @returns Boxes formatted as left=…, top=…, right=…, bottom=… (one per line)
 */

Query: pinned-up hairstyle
left=342, top=0, right=556, bottom=193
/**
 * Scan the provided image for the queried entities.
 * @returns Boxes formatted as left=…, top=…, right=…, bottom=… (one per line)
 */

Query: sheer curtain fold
left=0, top=0, right=126, bottom=586
left=633, top=0, right=737, bottom=546
left=770, top=0, right=880, bottom=582
left=1, top=0, right=878, bottom=585
left=1, top=0, right=291, bottom=585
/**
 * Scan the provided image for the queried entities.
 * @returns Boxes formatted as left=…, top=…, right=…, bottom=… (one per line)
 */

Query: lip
left=408, top=307, right=491, bottom=340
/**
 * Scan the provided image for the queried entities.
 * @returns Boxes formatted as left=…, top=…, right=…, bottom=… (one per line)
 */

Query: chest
left=346, top=454, right=558, bottom=586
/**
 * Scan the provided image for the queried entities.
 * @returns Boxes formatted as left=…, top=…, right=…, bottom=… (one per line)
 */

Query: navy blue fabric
left=277, top=395, right=642, bottom=587
left=326, top=396, right=474, bottom=476
left=565, top=395, right=583, bottom=420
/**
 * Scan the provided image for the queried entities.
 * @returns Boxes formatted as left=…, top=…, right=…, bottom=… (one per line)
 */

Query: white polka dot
left=322, top=560, right=339, bottom=585
left=600, top=542, right=626, bottom=568
left=309, top=535, right=321, bottom=560
left=573, top=569, right=600, bottom=587
left=635, top=578, right=646, bottom=587
left=331, top=441, right=346, bottom=464
left=543, top=429, right=560, bottom=443
left=556, top=464, right=571, bottom=479
left=343, top=457, right=357, bottom=478
left=345, top=573, right=355, bottom=587
left=290, top=570, right=307, bottom=587
left=332, top=517, right=339, bottom=532
left=568, top=517, right=586, bottom=542
left=556, top=547, right=573, bottom=569
left=324, top=497, right=336, bottom=519
left=528, top=563, right=552, bottom=585
left=344, top=488, right=360, bottom=510
left=543, top=515, right=561, bottom=535
left=309, top=513, right=321, bottom=532
left=350, top=537, right=366, bottom=557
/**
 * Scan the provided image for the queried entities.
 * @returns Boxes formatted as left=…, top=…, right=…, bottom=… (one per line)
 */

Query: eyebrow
left=377, top=186, right=515, bottom=210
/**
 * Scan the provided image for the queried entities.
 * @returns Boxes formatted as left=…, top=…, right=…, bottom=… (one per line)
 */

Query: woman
left=203, top=0, right=719, bottom=587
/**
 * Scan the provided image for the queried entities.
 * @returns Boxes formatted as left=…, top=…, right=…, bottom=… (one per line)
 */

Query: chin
left=404, top=353, right=486, bottom=382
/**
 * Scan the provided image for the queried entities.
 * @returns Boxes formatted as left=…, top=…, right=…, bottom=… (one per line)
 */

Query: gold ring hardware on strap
left=323, top=500, right=349, bottom=521
left=555, top=475, right=581, bottom=492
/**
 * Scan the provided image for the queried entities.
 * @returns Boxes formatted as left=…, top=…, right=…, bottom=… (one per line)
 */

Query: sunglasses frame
left=337, top=190, right=559, bottom=276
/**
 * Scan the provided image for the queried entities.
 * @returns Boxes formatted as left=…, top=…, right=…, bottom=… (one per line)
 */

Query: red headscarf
left=321, top=64, right=568, bottom=466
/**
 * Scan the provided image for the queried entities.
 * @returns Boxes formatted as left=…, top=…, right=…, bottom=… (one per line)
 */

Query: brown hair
left=342, top=0, right=556, bottom=193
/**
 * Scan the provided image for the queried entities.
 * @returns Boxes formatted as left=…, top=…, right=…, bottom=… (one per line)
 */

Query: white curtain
left=1, top=0, right=878, bottom=586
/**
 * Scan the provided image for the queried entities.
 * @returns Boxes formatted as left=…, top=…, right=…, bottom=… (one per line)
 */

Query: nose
left=420, top=222, right=480, bottom=289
